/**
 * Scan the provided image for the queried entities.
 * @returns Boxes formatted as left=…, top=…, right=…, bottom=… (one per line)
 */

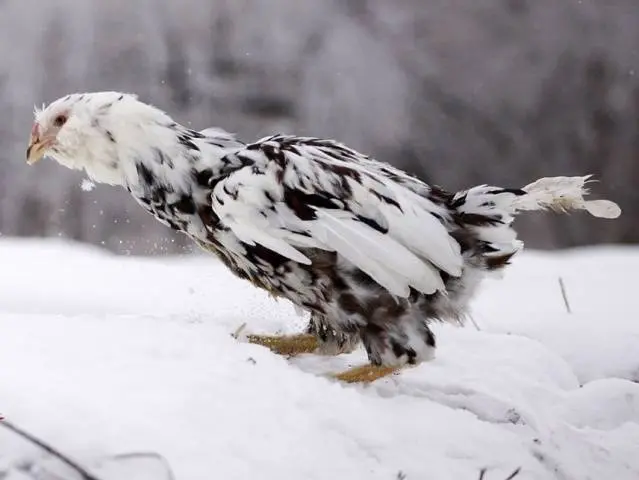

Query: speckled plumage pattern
left=28, top=92, right=622, bottom=372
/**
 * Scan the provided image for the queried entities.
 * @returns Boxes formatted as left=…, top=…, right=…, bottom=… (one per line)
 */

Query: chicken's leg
left=332, top=364, right=402, bottom=383
left=245, top=333, right=320, bottom=356
left=232, top=323, right=319, bottom=356
left=233, top=314, right=360, bottom=357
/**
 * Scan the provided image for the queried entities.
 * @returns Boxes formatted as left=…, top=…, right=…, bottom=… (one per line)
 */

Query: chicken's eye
left=53, top=115, right=68, bottom=127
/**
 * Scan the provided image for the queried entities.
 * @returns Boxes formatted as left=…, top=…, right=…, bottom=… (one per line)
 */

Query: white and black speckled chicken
left=27, top=92, right=621, bottom=382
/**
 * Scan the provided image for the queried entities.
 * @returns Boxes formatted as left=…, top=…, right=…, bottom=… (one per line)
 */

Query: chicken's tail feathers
left=513, top=175, right=621, bottom=219
left=453, top=174, right=621, bottom=224
left=450, top=175, right=621, bottom=272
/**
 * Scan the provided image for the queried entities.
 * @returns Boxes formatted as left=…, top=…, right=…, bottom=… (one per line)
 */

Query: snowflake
left=80, top=179, right=96, bottom=191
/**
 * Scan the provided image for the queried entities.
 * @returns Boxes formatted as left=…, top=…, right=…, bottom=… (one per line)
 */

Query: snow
left=80, top=179, right=96, bottom=192
left=0, top=239, right=638, bottom=479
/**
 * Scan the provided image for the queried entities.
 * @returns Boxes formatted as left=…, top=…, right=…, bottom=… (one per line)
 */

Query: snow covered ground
left=0, top=238, right=638, bottom=480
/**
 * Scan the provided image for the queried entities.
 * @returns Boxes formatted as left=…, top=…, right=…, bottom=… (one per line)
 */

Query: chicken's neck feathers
left=118, top=122, right=245, bottom=195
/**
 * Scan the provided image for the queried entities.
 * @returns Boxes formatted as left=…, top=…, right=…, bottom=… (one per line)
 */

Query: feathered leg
left=306, top=314, right=360, bottom=355
left=332, top=315, right=436, bottom=383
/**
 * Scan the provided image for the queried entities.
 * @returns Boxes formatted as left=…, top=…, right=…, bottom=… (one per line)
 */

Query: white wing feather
left=223, top=218, right=313, bottom=265
left=308, top=213, right=412, bottom=297
left=310, top=209, right=446, bottom=294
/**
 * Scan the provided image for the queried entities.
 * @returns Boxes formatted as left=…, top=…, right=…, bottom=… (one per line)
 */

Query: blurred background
left=0, top=0, right=636, bottom=255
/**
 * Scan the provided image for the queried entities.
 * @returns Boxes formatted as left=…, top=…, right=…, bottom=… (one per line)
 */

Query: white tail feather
left=453, top=175, right=621, bottom=268
left=515, top=175, right=621, bottom=219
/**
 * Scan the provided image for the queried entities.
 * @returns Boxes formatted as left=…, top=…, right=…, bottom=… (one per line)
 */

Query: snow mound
left=555, top=378, right=639, bottom=430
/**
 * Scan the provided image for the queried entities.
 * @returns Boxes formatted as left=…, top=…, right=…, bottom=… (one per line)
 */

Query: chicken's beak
left=26, top=134, right=47, bottom=165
